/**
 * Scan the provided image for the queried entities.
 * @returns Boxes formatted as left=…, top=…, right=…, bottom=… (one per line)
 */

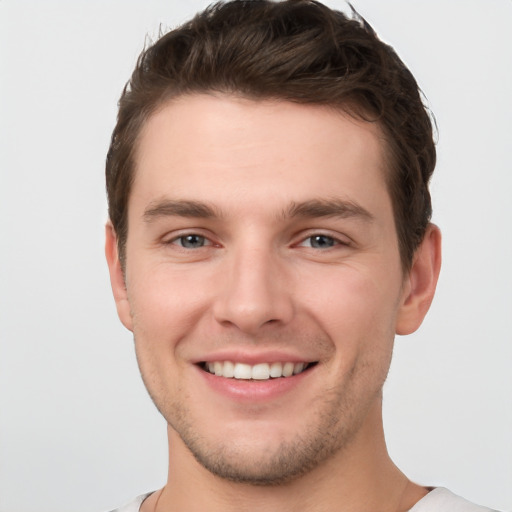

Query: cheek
left=127, top=261, right=212, bottom=338
left=126, top=266, right=199, bottom=406
left=305, top=270, right=399, bottom=397
left=299, top=264, right=401, bottom=348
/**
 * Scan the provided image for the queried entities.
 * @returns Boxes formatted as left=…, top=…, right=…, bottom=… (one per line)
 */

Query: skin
left=106, top=94, right=441, bottom=512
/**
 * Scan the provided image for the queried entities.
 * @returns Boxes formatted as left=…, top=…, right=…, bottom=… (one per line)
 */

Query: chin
left=186, top=434, right=337, bottom=486
left=166, top=399, right=365, bottom=486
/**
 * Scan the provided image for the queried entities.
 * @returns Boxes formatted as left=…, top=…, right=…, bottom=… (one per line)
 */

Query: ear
left=395, top=224, right=442, bottom=335
left=105, top=222, right=133, bottom=332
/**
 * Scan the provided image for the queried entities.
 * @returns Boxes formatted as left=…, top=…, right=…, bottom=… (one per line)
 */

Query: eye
left=307, top=235, right=335, bottom=249
left=299, top=234, right=345, bottom=249
left=171, top=234, right=210, bottom=249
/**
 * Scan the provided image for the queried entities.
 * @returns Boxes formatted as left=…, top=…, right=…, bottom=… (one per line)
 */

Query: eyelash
left=165, top=232, right=349, bottom=250
left=297, top=234, right=348, bottom=249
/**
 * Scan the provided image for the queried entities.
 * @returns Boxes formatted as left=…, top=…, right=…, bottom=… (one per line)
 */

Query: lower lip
left=196, top=365, right=313, bottom=402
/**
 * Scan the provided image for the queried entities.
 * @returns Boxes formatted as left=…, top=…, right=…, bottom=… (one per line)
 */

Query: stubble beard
left=171, top=391, right=362, bottom=486
left=142, top=367, right=385, bottom=487
left=133, top=317, right=392, bottom=487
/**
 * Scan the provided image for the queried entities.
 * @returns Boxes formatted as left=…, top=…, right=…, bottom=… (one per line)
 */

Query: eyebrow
left=143, top=199, right=221, bottom=221
left=283, top=198, right=374, bottom=222
left=142, top=198, right=373, bottom=223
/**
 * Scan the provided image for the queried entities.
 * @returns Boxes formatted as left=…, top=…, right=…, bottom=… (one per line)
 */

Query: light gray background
left=1, top=1, right=511, bottom=511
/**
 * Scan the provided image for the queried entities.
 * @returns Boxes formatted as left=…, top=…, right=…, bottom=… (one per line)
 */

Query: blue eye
left=174, top=234, right=208, bottom=249
left=306, top=235, right=337, bottom=249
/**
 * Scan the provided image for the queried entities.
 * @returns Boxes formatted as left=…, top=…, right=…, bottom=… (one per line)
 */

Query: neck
left=144, top=401, right=427, bottom=512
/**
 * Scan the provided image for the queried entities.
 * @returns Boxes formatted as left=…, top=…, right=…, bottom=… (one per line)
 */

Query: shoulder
left=409, top=488, right=500, bottom=512
left=106, top=492, right=154, bottom=512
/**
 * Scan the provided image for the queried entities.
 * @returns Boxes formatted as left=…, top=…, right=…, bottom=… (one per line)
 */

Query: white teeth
left=282, top=362, right=294, bottom=377
left=204, top=361, right=311, bottom=380
left=251, top=363, right=270, bottom=380
left=214, top=361, right=223, bottom=376
left=293, top=362, right=305, bottom=375
left=233, top=363, right=252, bottom=380
left=269, top=362, right=283, bottom=378
left=223, top=360, right=235, bottom=378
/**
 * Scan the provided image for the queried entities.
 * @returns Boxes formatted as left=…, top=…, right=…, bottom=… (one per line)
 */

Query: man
left=104, top=1, right=497, bottom=511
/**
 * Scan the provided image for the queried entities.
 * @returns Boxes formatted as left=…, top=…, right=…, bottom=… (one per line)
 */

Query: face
left=108, top=94, right=423, bottom=484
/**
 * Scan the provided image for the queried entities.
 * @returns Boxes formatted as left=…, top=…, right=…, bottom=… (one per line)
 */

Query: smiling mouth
left=200, top=361, right=317, bottom=380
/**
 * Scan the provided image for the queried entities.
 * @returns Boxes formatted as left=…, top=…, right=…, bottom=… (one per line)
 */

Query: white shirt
left=109, top=487, right=499, bottom=512
left=409, top=487, right=498, bottom=511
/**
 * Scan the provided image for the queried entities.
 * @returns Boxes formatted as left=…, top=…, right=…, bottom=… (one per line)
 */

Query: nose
left=212, top=244, right=294, bottom=334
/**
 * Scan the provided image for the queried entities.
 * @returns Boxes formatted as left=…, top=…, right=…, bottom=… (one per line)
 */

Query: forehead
left=131, top=94, right=390, bottom=215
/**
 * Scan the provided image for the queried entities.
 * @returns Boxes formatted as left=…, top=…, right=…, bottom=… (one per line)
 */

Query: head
left=106, top=0, right=436, bottom=273
left=105, top=0, right=441, bottom=487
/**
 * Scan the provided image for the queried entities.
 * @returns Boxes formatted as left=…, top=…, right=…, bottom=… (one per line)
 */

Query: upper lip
left=192, top=350, right=317, bottom=365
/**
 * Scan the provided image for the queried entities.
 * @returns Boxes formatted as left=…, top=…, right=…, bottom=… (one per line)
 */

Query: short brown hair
left=106, top=0, right=436, bottom=270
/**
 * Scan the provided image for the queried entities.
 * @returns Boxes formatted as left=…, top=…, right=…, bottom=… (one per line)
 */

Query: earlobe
left=105, top=222, right=134, bottom=332
left=395, top=224, right=442, bottom=335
